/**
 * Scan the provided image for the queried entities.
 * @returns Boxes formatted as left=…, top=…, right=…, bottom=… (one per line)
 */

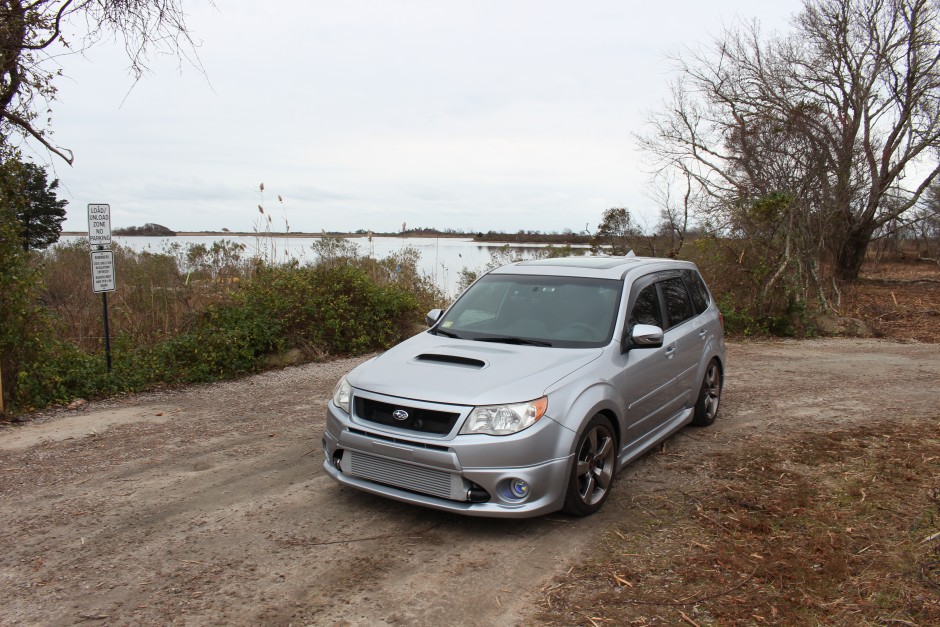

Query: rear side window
left=630, top=283, right=662, bottom=327
left=681, top=269, right=710, bottom=314
left=660, top=277, right=693, bottom=329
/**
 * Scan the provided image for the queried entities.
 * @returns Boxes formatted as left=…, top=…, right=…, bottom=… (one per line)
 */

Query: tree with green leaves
left=0, top=153, right=48, bottom=414
left=591, top=207, right=640, bottom=256
left=642, top=0, right=940, bottom=290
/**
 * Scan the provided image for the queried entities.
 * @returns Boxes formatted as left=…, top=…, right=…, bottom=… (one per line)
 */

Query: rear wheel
left=563, top=414, right=617, bottom=516
left=691, top=359, right=722, bottom=427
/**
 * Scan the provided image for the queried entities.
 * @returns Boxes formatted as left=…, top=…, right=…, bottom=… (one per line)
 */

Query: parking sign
left=88, top=204, right=111, bottom=247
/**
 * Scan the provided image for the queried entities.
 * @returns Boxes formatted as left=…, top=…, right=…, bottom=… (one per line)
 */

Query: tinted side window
left=630, top=284, right=662, bottom=327
left=660, top=277, right=693, bottom=328
left=681, top=269, right=710, bottom=314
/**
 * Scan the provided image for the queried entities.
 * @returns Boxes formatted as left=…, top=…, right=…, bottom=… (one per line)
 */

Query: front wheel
left=563, top=414, right=617, bottom=516
left=691, top=359, right=722, bottom=427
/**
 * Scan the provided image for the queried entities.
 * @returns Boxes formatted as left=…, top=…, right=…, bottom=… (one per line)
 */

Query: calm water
left=63, top=235, right=583, bottom=297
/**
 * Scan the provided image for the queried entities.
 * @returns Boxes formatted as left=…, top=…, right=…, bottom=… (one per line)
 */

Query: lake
left=62, top=235, right=585, bottom=297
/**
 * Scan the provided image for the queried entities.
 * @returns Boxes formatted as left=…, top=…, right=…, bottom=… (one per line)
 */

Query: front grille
left=346, top=451, right=458, bottom=500
left=355, top=398, right=461, bottom=435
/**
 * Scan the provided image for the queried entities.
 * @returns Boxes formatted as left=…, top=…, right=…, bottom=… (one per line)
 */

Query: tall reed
left=40, top=239, right=250, bottom=350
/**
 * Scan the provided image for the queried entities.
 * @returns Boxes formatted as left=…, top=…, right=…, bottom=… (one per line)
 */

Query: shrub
left=716, top=293, right=815, bottom=337
left=233, top=264, right=420, bottom=356
left=13, top=339, right=105, bottom=408
left=6, top=248, right=429, bottom=413
left=683, top=232, right=817, bottom=338
left=0, top=163, right=55, bottom=414
left=39, top=239, right=249, bottom=350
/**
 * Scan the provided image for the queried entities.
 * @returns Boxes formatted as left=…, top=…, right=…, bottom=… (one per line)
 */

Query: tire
left=563, top=414, right=617, bottom=516
left=691, top=358, right=722, bottom=427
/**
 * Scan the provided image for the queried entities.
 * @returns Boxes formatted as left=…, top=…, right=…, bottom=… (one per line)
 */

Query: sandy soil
left=1, top=338, right=938, bottom=626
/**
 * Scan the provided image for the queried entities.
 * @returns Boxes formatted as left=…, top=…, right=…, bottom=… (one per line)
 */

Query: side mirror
left=425, top=309, right=443, bottom=327
left=630, top=324, right=664, bottom=349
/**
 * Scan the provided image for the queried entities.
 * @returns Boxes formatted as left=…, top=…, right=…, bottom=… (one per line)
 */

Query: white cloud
left=48, top=0, right=801, bottom=233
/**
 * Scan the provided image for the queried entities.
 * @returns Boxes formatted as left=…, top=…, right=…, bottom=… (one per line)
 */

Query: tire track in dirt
left=1, top=339, right=938, bottom=625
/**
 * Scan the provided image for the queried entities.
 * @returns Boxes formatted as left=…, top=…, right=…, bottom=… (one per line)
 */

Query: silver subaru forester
left=323, top=256, right=725, bottom=517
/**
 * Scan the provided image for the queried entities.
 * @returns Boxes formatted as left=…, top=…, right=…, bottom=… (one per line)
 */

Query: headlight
left=459, top=397, right=548, bottom=436
left=332, top=376, right=352, bottom=414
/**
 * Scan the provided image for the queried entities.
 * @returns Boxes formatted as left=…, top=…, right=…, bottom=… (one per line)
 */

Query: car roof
left=488, top=256, right=698, bottom=281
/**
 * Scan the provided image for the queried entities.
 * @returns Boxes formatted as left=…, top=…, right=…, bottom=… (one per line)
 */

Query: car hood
left=347, top=331, right=604, bottom=407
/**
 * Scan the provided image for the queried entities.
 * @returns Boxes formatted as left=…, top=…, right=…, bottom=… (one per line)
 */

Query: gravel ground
left=1, top=338, right=938, bottom=626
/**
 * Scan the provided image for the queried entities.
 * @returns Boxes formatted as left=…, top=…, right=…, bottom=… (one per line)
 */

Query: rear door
left=681, top=267, right=719, bottom=353
left=658, top=273, right=700, bottom=410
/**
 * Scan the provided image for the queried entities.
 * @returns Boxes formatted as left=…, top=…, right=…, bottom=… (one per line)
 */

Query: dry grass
left=36, top=238, right=443, bottom=353
left=536, top=419, right=940, bottom=626
left=842, top=258, right=940, bottom=343
left=39, top=240, right=250, bottom=350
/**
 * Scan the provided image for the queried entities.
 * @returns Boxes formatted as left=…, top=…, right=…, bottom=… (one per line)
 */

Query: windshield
left=434, top=274, right=623, bottom=348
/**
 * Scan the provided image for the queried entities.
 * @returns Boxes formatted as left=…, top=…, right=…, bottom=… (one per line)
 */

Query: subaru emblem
left=392, top=409, right=409, bottom=421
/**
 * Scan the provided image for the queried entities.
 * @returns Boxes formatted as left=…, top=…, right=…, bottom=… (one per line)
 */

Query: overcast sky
left=44, top=0, right=803, bottom=235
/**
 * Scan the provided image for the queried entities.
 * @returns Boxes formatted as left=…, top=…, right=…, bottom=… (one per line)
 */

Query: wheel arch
left=548, top=380, right=625, bottom=458
left=693, top=349, right=725, bottom=395
left=594, top=408, right=621, bottom=450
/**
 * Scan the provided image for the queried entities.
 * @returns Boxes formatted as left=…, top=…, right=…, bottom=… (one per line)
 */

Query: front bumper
left=322, top=399, right=574, bottom=518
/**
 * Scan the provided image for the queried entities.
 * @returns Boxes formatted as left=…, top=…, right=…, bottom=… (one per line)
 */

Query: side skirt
left=616, top=407, right=694, bottom=471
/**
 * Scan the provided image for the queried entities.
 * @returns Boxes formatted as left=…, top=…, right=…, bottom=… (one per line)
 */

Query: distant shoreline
left=60, top=231, right=594, bottom=244
left=61, top=231, right=471, bottom=239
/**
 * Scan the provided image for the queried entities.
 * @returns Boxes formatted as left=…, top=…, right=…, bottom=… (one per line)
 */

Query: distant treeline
left=114, top=223, right=176, bottom=236
left=113, top=224, right=594, bottom=244
left=351, top=227, right=593, bottom=244
left=470, top=231, right=592, bottom=244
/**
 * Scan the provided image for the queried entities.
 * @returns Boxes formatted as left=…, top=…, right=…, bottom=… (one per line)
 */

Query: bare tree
left=649, top=169, right=694, bottom=258
left=907, top=176, right=940, bottom=255
left=0, top=0, right=201, bottom=164
left=641, top=0, right=940, bottom=287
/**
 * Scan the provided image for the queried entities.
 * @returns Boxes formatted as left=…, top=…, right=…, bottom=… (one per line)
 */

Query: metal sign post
left=90, top=249, right=116, bottom=371
left=88, top=204, right=115, bottom=373
left=101, top=292, right=112, bottom=372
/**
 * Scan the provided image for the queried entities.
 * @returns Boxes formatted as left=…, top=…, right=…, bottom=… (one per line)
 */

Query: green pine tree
left=0, top=159, right=69, bottom=251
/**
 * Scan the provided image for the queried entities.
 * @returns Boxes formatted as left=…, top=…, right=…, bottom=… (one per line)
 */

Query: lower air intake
left=342, top=451, right=464, bottom=501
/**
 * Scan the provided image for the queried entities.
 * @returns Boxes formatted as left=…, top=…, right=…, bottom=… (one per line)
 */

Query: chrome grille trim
left=346, top=427, right=450, bottom=452
left=341, top=451, right=465, bottom=501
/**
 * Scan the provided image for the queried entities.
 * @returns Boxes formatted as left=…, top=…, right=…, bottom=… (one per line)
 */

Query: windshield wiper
left=432, top=327, right=462, bottom=339
left=473, top=336, right=553, bottom=347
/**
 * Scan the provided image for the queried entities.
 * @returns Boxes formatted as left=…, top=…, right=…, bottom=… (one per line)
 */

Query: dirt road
left=1, top=338, right=938, bottom=626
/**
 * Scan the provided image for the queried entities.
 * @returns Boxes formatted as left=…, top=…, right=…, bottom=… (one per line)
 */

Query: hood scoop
left=413, top=353, right=486, bottom=370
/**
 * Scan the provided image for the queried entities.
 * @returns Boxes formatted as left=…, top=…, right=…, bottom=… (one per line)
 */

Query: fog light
left=509, top=478, right=529, bottom=498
